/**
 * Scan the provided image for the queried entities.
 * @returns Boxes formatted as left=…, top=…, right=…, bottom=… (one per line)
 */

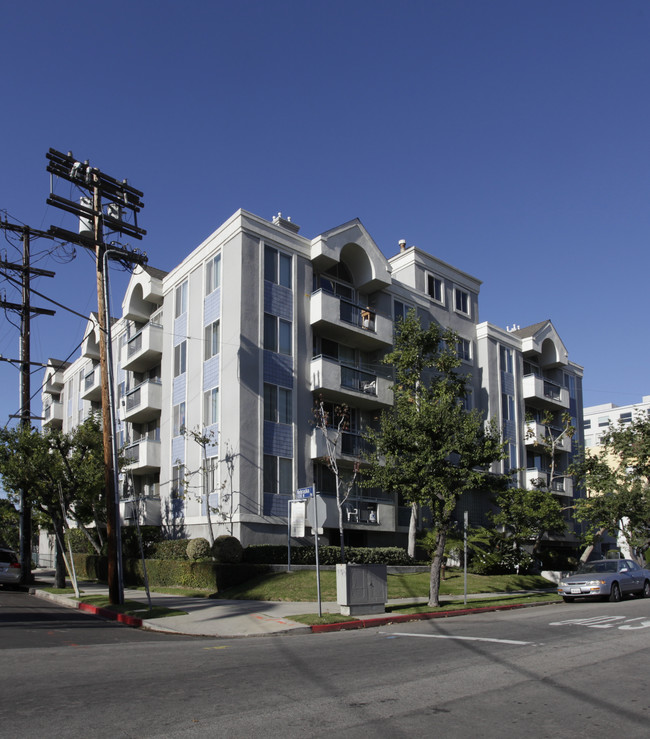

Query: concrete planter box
left=336, top=563, right=387, bottom=616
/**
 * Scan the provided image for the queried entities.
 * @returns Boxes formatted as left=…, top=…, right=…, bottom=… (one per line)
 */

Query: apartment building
left=583, top=396, right=650, bottom=450
left=41, top=209, right=584, bottom=550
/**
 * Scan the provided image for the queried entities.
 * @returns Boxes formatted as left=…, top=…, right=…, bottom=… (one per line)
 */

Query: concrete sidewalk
left=29, top=569, right=556, bottom=637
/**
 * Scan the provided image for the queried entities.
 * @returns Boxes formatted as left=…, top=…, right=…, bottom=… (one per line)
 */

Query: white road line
left=380, top=632, right=531, bottom=645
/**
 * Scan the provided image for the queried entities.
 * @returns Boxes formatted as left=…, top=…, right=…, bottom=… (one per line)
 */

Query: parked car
left=0, top=547, right=21, bottom=588
left=558, top=558, right=650, bottom=603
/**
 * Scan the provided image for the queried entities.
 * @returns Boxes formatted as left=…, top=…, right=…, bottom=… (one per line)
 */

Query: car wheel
left=609, top=582, right=622, bottom=603
left=642, top=580, right=650, bottom=598
left=562, top=596, right=575, bottom=603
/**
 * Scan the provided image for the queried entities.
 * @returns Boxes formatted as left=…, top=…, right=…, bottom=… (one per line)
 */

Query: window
left=264, top=384, right=292, bottom=424
left=205, top=254, right=221, bottom=294
left=264, top=455, right=292, bottom=494
left=204, top=387, right=219, bottom=426
left=174, top=340, right=187, bottom=376
left=499, top=346, right=513, bottom=374
left=264, top=245, right=292, bottom=288
left=171, top=464, right=184, bottom=498
left=598, top=416, right=610, bottom=427
left=175, top=280, right=188, bottom=318
left=454, top=289, right=469, bottom=315
left=583, top=419, right=592, bottom=430
left=619, top=412, right=632, bottom=424
left=394, top=300, right=411, bottom=322
left=204, top=320, right=220, bottom=360
left=173, top=402, right=185, bottom=437
left=264, top=314, right=292, bottom=355
left=205, top=457, right=219, bottom=494
left=457, top=338, right=471, bottom=361
left=501, top=393, right=515, bottom=421
left=426, top=274, right=443, bottom=303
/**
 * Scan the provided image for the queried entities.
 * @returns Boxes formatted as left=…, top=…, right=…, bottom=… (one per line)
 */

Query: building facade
left=41, top=209, right=584, bottom=551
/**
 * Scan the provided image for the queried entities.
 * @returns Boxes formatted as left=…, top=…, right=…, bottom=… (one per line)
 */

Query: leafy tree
left=0, top=417, right=106, bottom=587
left=526, top=410, right=575, bottom=496
left=0, top=498, right=20, bottom=551
left=489, top=486, right=565, bottom=570
left=364, top=309, right=506, bottom=606
left=572, top=414, right=650, bottom=564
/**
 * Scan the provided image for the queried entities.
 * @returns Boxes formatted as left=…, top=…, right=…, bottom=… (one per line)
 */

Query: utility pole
left=0, top=221, right=56, bottom=583
left=46, top=149, right=147, bottom=605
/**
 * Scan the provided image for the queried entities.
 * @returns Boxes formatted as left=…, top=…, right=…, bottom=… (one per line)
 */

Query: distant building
left=41, top=209, right=584, bottom=553
left=583, top=396, right=650, bottom=449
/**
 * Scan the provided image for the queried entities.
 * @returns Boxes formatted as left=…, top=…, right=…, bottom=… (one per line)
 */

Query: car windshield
left=576, top=561, right=618, bottom=575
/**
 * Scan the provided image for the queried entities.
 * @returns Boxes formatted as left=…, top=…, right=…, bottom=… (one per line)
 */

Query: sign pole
left=314, top=494, right=322, bottom=618
left=463, top=510, right=468, bottom=606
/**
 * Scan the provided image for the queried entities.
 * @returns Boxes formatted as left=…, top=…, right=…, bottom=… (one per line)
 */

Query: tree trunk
left=407, top=502, right=418, bottom=558
left=428, top=528, right=447, bottom=607
left=54, top=518, right=66, bottom=589
left=579, top=527, right=606, bottom=563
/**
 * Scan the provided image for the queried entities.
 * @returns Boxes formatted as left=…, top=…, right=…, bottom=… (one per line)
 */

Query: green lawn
left=214, top=568, right=555, bottom=602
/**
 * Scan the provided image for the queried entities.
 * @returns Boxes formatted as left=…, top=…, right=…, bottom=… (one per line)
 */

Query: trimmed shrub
left=212, top=535, right=243, bottom=564
left=187, top=537, right=211, bottom=561
left=151, top=539, right=189, bottom=560
left=243, top=545, right=414, bottom=566
left=121, top=526, right=163, bottom=559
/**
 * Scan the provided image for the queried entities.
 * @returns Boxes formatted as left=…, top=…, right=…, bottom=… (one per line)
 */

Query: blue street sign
left=296, top=486, right=314, bottom=499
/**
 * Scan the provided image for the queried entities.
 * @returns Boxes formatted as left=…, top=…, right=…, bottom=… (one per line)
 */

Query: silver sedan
left=558, top=558, right=650, bottom=603
left=0, top=548, right=21, bottom=588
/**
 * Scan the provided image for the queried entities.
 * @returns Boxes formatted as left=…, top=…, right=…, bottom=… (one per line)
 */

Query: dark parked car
left=558, top=558, right=650, bottom=603
left=0, top=547, right=21, bottom=588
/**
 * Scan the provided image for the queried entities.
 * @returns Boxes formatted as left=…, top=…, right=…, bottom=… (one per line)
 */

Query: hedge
left=243, top=545, right=414, bottom=566
left=71, top=553, right=269, bottom=592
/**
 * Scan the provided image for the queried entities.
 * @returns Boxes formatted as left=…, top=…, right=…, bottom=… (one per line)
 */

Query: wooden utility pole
left=0, top=221, right=56, bottom=583
left=46, top=149, right=147, bottom=605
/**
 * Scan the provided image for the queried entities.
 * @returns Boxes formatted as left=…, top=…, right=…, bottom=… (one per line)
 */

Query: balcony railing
left=311, top=355, right=393, bottom=408
left=122, top=321, right=163, bottom=372
left=523, top=374, right=569, bottom=409
left=310, top=290, right=393, bottom=349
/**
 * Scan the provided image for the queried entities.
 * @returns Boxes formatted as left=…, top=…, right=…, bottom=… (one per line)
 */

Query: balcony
left=42, top=400, right=64, bottom=429
left=123, top=439, right=161, bottom=474
left=525, top=421, right=572, bottom=453
left=311, top=429, right=373, bottom=461
left=81, top=366, right=101, bottom=401
left=120, top=497, right=161, bottom=526
left=123, top=380, right=162, bottom=424
left=44, top=367, right=66, bottom=394
left=311, top=355, right=393, bottom=409
left=522, top=374, right=569, bottom=410
left=310, top=290, right=393, bottom=350
left=122, top=321, right=163, bottom=372
left=525, top=468, right=574, bottom=497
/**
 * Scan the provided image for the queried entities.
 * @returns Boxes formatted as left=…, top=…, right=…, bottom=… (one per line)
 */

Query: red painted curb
left=78, top=601, right=143, bottom=628
left=310, top=602, right=531, bottom=633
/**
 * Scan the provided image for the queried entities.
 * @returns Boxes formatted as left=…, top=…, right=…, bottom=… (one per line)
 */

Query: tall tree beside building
left=572, top=414, right=650, bottom=564
left=364, top=310, right=506, bottom=606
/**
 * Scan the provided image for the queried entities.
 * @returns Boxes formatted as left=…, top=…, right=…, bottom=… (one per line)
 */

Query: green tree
left=0, top=498, right=20, bottom=551
left=0, top=417, right=106, bottom=587
left=572, top=414, right=650, bottom=564
left=364, top=309, right=506, bottom=606
left=490, top=486, right=565, bottom=570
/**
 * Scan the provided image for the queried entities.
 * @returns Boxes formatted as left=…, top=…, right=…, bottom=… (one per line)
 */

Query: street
left=1, top=590, right=649, bottom=737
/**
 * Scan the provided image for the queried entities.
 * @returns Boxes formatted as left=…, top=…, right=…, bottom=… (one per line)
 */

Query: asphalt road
left=1, top=589, right=649, bottom=738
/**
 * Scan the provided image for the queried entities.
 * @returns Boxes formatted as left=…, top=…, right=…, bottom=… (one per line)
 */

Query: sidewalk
left=29, top=569, right=556, bottom=638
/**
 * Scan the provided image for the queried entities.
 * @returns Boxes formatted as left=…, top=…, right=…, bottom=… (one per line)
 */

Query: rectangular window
left=426, top=274, right=442, bottom=303
left=204, top=320, right=220, bottom=360
left=583, top=419, right=592, bottom=430
left=264, top=245, right=292, bottom=288
left=206, top=457, right=219, bottom=494
left=454, top=289, right=469, bottom=315
left=499, top=346, right=513, bottom=374
left=393, top=300, right=412, bottom=322
left=263, top=455, right=293, bottom=494
left=175, top=280, right=188, bottom=318
left=620, top=412, right=632, bottom=424
left=173, top=402, right=185, bottom=437
left=264, top=384, right=292, bottom=424
left=174, top=341, right=187, bottom=376
left=264, top=314, right=292, bottom=355
left=204, top=387, right=219, bottom=426
left=205, top=254, right=221, bottom=294
left=171, top=464, right=183, bottom=498
left=598, top=416, right=610, bottom=427
left=457, top=338, right=471, bottom=361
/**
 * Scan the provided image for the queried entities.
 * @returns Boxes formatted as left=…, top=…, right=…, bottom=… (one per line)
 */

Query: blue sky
left=1, top=0, right=649, bottom=430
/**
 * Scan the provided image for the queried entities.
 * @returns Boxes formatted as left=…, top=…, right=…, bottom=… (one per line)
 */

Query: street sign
left=296, top=486, right=314, bottom=499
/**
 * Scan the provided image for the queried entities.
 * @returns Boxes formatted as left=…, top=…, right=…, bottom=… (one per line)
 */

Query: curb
left=310, top=600, right=555, bottom=633
left=31, top=588, right=143, bottom=628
